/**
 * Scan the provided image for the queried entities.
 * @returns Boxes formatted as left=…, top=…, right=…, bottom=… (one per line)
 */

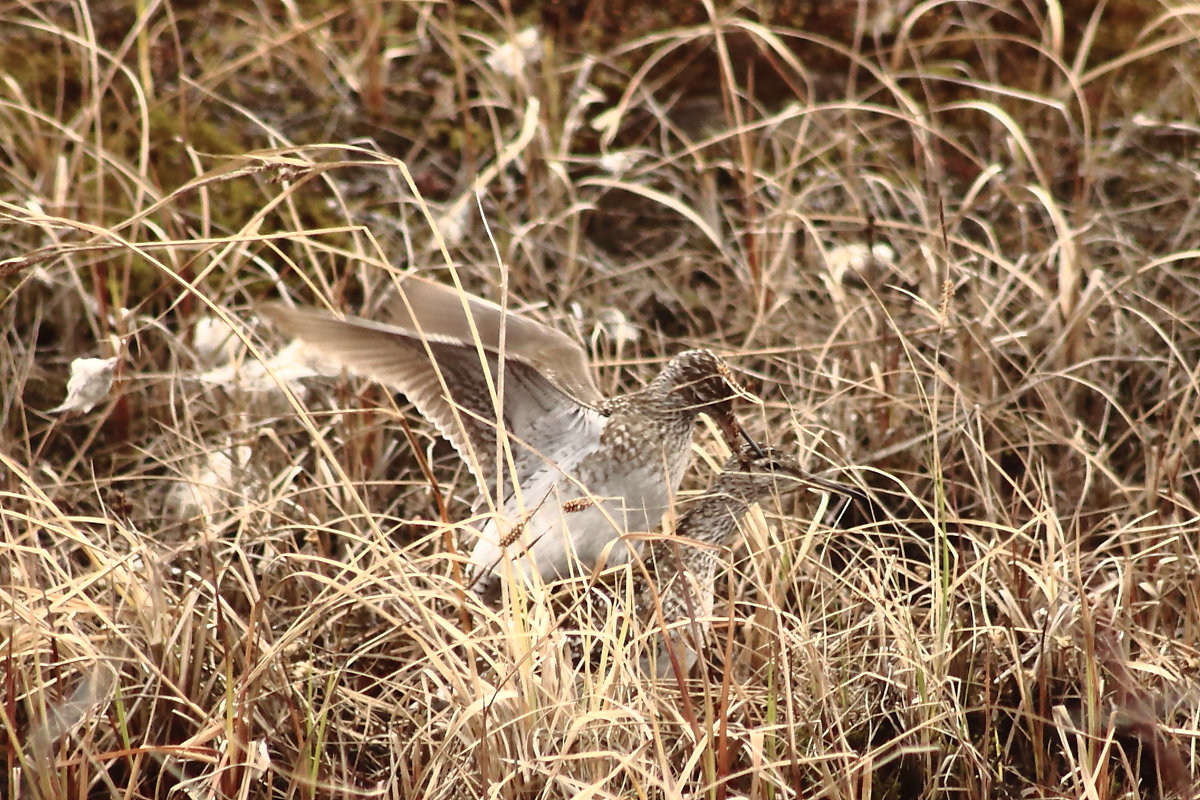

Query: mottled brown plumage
left=564, top=445, right=861, bottom=677
left=260, top=276, right=758, bottom=600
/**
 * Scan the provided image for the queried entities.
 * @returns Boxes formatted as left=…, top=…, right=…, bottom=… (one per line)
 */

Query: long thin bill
left=738, top=426, right=766, bottom=459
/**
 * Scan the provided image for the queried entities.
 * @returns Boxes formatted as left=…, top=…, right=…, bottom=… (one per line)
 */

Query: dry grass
left=2, top=0, right=1199, bottom=798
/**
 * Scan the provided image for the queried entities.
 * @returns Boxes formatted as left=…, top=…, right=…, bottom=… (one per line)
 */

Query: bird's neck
left=647, top=364, right=705, bottom=410
left=606, top=381, right=693, bottom=421
left=672, top=491, right=752, bottom=545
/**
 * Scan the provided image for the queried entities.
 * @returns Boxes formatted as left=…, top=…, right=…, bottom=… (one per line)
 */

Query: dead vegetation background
left=1, top=0, right=1198, bottom=798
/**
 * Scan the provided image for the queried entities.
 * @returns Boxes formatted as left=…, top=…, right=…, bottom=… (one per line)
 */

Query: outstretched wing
left=386, top=274, right=603, bottom=406
left=259, top=303, right=606, bottom=502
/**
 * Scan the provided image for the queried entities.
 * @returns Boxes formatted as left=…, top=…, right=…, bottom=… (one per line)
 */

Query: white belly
left=466, top=453, right=685, bottom=590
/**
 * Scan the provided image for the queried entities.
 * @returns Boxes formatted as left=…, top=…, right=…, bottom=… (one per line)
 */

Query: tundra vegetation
left=1, top=1, right=1197, bottom=798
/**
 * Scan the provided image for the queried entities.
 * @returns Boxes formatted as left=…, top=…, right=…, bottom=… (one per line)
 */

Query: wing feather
left=259, top=303, right=606, bottom=499
left=386, top=275, right=604, bottom=406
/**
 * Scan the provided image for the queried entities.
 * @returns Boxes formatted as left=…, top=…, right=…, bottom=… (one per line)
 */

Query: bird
left=259, top=274, right=759, bottom=600
left=561, top=443, right=863, bottom=678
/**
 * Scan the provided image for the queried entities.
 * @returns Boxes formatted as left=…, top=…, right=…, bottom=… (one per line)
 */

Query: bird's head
left=659, top=349, right=760, bottom=447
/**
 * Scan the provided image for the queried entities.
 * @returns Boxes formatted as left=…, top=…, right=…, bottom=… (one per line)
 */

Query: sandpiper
left=566, top=444, right=862, bottom=678
left=260, top=275, right=758, bottom=600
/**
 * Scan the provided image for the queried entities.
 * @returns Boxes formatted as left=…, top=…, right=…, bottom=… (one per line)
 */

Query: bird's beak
left=738, top=426, right=767, bottom=459
left=715, top=410, right=750, bottom=451
left=785, top=470, right=868, bottom=503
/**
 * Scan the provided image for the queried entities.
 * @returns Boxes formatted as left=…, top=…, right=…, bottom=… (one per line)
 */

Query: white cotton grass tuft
left=824, top=242, right=897, bottom=286
left=191, top=315, right=241, bottom=366
left=485, top=27, right=542, bottom=77
left=595, top=308, right=640, bottom=349
left=196, top=339, right=339, bottom=399
left=597, top=149, right=646, bottom=175
left=50, top=356, right=119, bottom=414
left=162, top=446, right=251, bottom=524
